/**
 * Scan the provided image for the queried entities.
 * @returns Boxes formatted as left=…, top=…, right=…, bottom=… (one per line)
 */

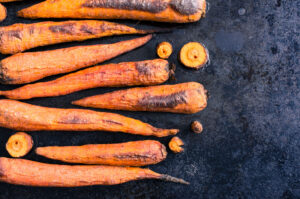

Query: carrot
left=0, top=59, right=172, bottom=100
left=179, top=42, right=209, bottom=69
left=73, top=82, right=207, bottom=114
left=0, top=35, right=152, bottom=84
left=6, top=132, right=33, bottom=158
left=0, top=158, right=188, bottom=186
left=0, top=3, right=6, bottom=22
left=36, top=140, right=167, bottom=166
left=169, top=137, right=184, bottom=153
left=0, top=99, right=179, bottom=137
left=157, top=42, right=173, bottom=59
left=191, top=120, right=203, bottom=133
left=0, top=0, right=22, bottom=2
left=18, top=0, right=206, bottom=23
left=0, top=20, right=156, bottom=54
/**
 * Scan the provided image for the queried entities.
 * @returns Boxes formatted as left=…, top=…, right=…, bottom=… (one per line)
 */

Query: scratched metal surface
left=0, top=0, right=299, bottom=198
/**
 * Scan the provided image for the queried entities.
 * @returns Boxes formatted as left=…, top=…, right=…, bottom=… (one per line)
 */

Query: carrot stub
left=191, top=121, right=203, bottom=133
left=6, top=132, right=33, bottom=158
left=0, top=3, right=6, bottom=22
left=36, top=140, right=167, bottom=166
left=180, top=42, right=209, bottom=69
left=169, top=137, right=184, bottom=153
left=157, top=42, right=173, bottom=59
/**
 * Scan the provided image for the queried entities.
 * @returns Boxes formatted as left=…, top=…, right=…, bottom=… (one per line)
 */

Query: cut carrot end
left=169, top=136, right=184, bottom=153
left=191, top=121, right=203, bottom=133
left=157, top=42, right=173, bottom=59
left=6, top=132, right=33, bottom=158
left=0, top=3, right=6, bottom=22
left=179, top=42, right=209, bottom=69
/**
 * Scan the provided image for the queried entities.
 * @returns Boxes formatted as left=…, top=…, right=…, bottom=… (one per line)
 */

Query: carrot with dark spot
left=0, top=35, right=152, bottom=84
left=36, top=140, right=167, bottom=166
left=0, top=20, right=156, bottom=54
left=73, top=82, right=207, bottom=114
left=0, top=99, right=179, bottom=137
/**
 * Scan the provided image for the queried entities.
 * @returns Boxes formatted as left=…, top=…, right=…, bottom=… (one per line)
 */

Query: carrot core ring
left=6, top=132, right=33, bottom=158
left=180, top=42, right=208, bottom=69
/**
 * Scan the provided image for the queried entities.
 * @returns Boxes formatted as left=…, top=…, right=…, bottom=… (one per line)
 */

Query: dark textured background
left=0, top=0, right=299, bottom=198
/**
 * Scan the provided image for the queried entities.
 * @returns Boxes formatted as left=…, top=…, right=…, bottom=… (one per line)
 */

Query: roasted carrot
left=179, top=42, right=209, bottom=69
left=6, top=132, right=33, bottom=158
left=36, top=140, right=167, bottom=166
left=18, top=0, right=206, bottom=23
left=0, top=20, right=156, bottom=54
left=0, top=100, right=178, bottom=137
left=169, top=137, right=184, bottom=153
left=0, top=158, right=188, bottom=186
left=0, top=59, right=172, bottom=100
left=0, top=35, right=152, bottom=84
left=0, top=3, right=6, bottom=22
left=191, top=120, right=203, bottom=133
left=73, top=82, right=207, bottom=114
left=157, top=42, right=173, bottom=59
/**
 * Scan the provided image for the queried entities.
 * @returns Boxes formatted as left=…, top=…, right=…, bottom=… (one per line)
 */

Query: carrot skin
left=18, top=0, right=206, bottom=23
left=36, top=140, right=167, bottom=166
left=73, top=82, right=207, bottom=114
left=0, top=99, right=178, bottom=137
left=0, top=35, right=152, bottom=84
left=0, top=158, right=188, bottom=186
left=0, top=20, right=153, bottom=54
left=0, top=3, right=6, bottom=22
left=0, top=59, right=171, bottom=100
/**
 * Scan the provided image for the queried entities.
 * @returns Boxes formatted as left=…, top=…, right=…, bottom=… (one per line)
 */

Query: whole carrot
left=18, top=0, right=206, bottom=23
left=0, top=158, right=188, bottom=186
left=73, top=82, right=207, bottom=114
left=0, top=59, right=172, bottom=100
left=0, top=99, right=178, bottom=137
left=36, top=140, right=167, bottom=166
left=0, top=35, right=152, bottom=84
left=0, top=20, right=155, bottom=54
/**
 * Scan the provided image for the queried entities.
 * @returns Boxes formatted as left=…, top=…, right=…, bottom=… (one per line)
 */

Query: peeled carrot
left=73, top=82, right=207, bottom=114
left=0, top=35, right=152, bottom=84
left=0, top=158, right=188, bottom=186
left=18, top=0, right=206, bottom=23
left=36, top=140, right=167, bottom=166
left=0, top=3, right=6, bottom=22
left=6, top=132, right=33, bottom=158
left=179, top=42, right=209, bottom=69
left=0, top=99, right=178, bottom=137
left=0, top=59, right=172, bottom=100
left=169, top=137, right=184, bottom=153
left=157, top=42, right=173, bottom=59
left=0, top=20, right=155, bottom=54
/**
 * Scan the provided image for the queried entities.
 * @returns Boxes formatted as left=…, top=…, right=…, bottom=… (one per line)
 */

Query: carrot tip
left=160, top=174, right=190, bottom=185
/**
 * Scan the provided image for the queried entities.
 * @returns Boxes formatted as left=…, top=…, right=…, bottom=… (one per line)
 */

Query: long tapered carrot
left=18, top=0, right=206, bottom=23
left=36, top=140, right=167, bottom=166
left=0, top=158, right=188, bottom=186
left=0, top=20, right=156, bottom=54
left=0, top=35, right=152, bottom=84
left=0, top=99, right=178, bottom=137
left=73, top=82, right=207, bottom=114
left=0, top=59, right=172, bottom=100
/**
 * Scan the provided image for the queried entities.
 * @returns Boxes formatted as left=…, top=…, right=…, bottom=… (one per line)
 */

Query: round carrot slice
left=179, top=42, right=209, bottom=69
left=157, top=42, right=173, bottom=59
left=0, top=3, right=7, bottom=22
left=169, top=136, right=184, bottom=153
left=191, top=120, right=203, bottom=133
left=6, top=132, right=33, bottom=158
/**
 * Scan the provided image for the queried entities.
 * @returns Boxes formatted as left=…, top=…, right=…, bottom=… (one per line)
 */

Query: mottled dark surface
left=0, top=0, right=299, bottom=198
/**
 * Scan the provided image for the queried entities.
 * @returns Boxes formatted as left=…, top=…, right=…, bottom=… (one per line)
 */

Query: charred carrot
left=157, top=42, right=173, bottom=59
left=18, top=0, right=206, bottom=23
left=0, top=100, right=178, bottom=137
left=73, top=82, right=207, bottom=114
left=0, top=59, right=172, bottom=100
left=0, top=3, right=6, bottom=22
left=36, top=140, right=167, bottom=166
left=6, top=132, right=33, bottom=158
left=0, top=20, right=155, bottom=54
left=0, top=158, right=188, bottom=186
left=0, top=35, right=152, bottom=84
left=169, top=137, right=184, bottom=153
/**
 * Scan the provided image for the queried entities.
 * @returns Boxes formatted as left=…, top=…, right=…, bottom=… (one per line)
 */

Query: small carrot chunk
left=6, top=132, right=33, bottom=158
left=180, top=42, right=209, bottom=69
left=191, top=121, right=203, bottom=133
left=157, top=42, right=173, bottom=59
left=169, top=137, right=184, bottom=153
left=0, top=3, right=6, bottom=22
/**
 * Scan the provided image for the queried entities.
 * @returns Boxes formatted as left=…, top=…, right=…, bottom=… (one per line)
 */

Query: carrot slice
left=0, top=3, right=6, bottom=22
left=179, top=42, right=209, bottom=69
left=191, top=121, right=203, bottom=133
left=6, top=132, right=33, bottom=158
left=157, top=42, right=173, bottom=59
left=169, top=137, right=184, bottom=153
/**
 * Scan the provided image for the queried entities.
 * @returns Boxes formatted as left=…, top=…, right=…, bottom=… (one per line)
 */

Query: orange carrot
left=0, top=20, right=155, bottom=54
left=157, top=42, right=173, bottom=59
left=36, top=140, right=167, bottom=166
left=0, top=158, right=189, bottom=186
left=18, top=0, right=206, bottom=23
left=0, top=0, right=23, bottom=2
left=6, top=132, right=33, bottom=158
left=169, top=137, right=184, bottom=153
left=0, top=35, right=152, bottom=84
left=179, top=42, right=209, bottom=69
left=73, top=82, right=207, bottom=114
left=0, top=59, right=172, bottom=100
left=0, top=99, right=179, bottom=137
left=191, top=120, right=203, bottom=133
left=0, top=3, right=6, bottom=22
